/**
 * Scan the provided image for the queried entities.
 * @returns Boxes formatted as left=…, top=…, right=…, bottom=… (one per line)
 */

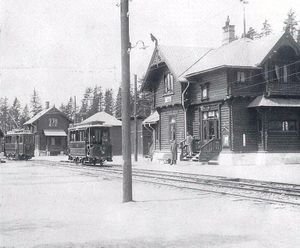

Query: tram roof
left=68, top=122, right=113, bottom=131
left=80, top=112, right=122, bottom=127
left=6, top=129, right=33, bottom=136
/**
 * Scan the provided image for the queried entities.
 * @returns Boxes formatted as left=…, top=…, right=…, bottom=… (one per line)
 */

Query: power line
left=229, top=71, right=300, bottom=92
left=226, top=59, right=300, bottom=86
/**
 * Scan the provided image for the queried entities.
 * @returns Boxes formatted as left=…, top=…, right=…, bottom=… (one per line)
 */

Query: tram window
left=79, top=131, right=84, bottom=141
left=70, top=132, right=74, bottom=142
left=19, top=136, right=23, bottom=143
left=5, top=136, right=12, bottom=143
left=102, top=131, right=108, bottom=143
left=75, top=131, right=80, bottom=141
left=94, top=129, right=102, bottom=143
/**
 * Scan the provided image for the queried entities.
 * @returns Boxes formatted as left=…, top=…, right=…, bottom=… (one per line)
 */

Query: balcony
left=266, top=80, right=300, bottom=97
left=228, top=81, right=264, bottom=97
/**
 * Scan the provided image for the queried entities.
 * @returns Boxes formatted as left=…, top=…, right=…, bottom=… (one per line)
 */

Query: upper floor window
left=201, top=83, right=209, bottom=100
left=164, top=73, right=174, bottom=94
left=274, top=64, right=288, bottom=83
left=49, top=118, right=58, bottom=127
left=237, top=71, right=246, bottom=83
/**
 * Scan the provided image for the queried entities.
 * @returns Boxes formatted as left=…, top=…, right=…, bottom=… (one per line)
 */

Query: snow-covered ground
left=112, top=155, right=300, bottom=185
left=1, top=160, right=300, bottom=247
left=32, top=154, right=300, bottom=184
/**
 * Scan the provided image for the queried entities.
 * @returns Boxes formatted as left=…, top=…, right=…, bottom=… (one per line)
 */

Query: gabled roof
left=80, top=111, right=122, bottom=127
left=24, top=106, right=71, bottom=125
left=142, top=45, right=212, bottom=90
left=186, top=32, right=300, bottom=77
left=158, top=45, right=213, bottom=80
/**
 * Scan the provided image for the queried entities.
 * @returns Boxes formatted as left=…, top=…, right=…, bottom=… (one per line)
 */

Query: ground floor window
left=269, top=120, right=297, bottom=131
left=169, top=115, right=176, bottom=141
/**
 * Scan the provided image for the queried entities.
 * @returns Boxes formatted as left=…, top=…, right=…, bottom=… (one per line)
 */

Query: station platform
left=111, top=154, right=300, bottom=185
left=25, top=153, right=300, bottom=185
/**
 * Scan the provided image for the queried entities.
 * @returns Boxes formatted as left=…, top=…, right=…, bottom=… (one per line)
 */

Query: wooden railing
left=199, top=138, right=222, bottom=162
left=266, top=80, right=300, bottom=96
left=228, top=81, right=264, bottom=97
left=179, top=139, right=201, bottom=160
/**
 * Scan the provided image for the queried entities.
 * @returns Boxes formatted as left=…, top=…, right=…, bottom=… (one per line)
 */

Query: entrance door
left=203, top=119, right=219, bottom=142
left=201, top=109, right=220, bottom=143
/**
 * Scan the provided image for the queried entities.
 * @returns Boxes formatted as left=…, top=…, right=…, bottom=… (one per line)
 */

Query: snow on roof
left=158, top=45, right=212, bottom=80
left=24, top=106, right=71, bottom=125
left=80, top=112, right=122, bottom=126
left=186, top=33, right=284, bottom=76
left=142, top=111, right=159, bottom=125
left=24, top=108, right=52, bottom=125
left=248, top=95, right=300, bottom=108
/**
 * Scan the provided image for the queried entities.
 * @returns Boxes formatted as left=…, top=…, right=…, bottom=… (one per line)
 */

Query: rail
left=199, top=138, right=222, bottom=162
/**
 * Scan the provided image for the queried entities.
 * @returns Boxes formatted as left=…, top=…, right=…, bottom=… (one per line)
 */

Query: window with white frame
left=164, top=73, right=174, bottom=94
left=201, top=83, right=209, bottom=100
left=49, top=118, right=58, bottom=127
left=237, top=71, right=246, bottom=82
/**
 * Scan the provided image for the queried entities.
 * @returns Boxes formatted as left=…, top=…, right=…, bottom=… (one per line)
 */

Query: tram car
left=4, top=129, right=34, bottom=160
left=68, top=122, right=112, bottom=165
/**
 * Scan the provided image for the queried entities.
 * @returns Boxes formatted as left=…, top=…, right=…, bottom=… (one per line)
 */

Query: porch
left=248, top=96, right=300, bottom=152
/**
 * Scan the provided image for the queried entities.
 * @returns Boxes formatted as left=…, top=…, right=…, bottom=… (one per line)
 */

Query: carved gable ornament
left=150, top=49, right=163, bottom=68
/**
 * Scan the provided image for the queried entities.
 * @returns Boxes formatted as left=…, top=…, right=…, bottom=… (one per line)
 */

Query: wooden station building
left=142, top=18, right=300, bottom=161
left=24, top=105, right=72, bottom=156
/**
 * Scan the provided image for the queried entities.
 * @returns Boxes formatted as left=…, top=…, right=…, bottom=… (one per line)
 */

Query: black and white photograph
left=1, top=0, right=300, bottom=247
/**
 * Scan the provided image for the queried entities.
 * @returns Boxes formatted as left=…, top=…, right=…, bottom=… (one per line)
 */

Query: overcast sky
left=1, top=0, right=300, bottom=108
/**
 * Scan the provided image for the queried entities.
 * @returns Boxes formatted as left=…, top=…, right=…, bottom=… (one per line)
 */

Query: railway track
left=31, top=160, right=300, bottom=206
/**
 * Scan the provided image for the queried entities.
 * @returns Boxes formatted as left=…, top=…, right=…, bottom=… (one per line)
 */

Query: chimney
left=222, top=16, right=235, bottom=45
left=45, top=101, right=50, bottom=109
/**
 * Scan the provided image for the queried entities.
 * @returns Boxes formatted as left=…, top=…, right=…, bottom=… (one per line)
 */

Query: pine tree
left=98, top=86, right=104, bottom=112
left=9, top=97, right=21, bottom=129
left=104, top=88, right=114, bottom=115
left=89, top=86, right=104, bottom=116
left=246, top=27, right=258, bottom=39
left=261, top=19, right=272, bottom=37
left=79, top=87, right=93, bottom=120
left=297, top=29, right=300, bottom=45
left=20, top=105, right=30, bottom=126
left=0, top=97, right=9, bottom=133
left=65, top=97, right=74, bottom=120
left=59, top=103, right=66, bottom=114
left=283, top=9, right=298, bottom=38
left=114, top=86, right=122, bottom=119
left=30, top=88, right=43, bottom=116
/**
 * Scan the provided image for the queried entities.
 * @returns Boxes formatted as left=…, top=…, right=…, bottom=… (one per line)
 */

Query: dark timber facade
left=24, top=106, right=72, bottom=156
left=142, top=19, right=300, bottom=161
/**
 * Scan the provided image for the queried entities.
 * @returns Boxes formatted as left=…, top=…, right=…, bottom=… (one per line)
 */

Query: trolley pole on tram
left=120, top=0, right=133, bottom=202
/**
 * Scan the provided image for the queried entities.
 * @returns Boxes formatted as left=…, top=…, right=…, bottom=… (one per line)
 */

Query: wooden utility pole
left=120, top=0, right=132, bottom=202
left=134, top=74, right=138, bottom=162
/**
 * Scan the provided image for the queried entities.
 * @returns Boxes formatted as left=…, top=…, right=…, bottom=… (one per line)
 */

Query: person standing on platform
left=170, top=139, right=177, bottom=165
left=186, top=132, right=194, bottom=157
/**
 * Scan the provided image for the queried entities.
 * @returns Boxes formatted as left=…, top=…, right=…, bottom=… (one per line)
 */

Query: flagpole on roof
left=240, top=0, right=249, bottom=37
